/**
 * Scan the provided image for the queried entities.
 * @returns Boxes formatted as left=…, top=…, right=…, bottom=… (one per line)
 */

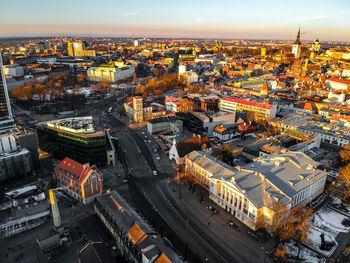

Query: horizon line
left=0, top=35, right=348, bottom=43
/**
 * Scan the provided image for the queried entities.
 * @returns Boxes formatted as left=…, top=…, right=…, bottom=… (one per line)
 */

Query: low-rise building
left=147, top=117, right=183, bottom=134
left=94, top=191, right=182, bottom=263
left=326, top=78, right=350, bottom=92
left=213, top=125, right=240, bottom=141
left=220, top=97, right=277, bottom=120
left=54, top=157, right=103, bottom=204
left=87, top=63, right=135, bottom=82
left=186, top=111, right=236, bottom=136
left=185, top=150, right=327, bottom=231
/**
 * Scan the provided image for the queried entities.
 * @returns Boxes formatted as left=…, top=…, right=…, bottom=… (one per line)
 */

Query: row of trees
left=11, top=73, right=90, bottom=101
left=338, top=144, right=350, bottom=201
left=135, top=73, right=181, bottom=97
left=10, top=73, right=117, bottom=101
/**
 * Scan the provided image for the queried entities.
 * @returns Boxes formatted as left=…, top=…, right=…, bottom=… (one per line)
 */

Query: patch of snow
left=286, top=240, right=325, bottom=263
left=6, top=185, right=37, bottom=198
left=313, top=207, right=350, bottom=233
left=306, top=227, right=337, bottom=256
left=34, top=192, right=46, bottom=202
left=331, top=196, right=342, bottom=205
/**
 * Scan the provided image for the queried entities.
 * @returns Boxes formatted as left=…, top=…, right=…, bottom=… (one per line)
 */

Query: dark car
left=248, top=230, right=267, bottom=242
left=206, top=205, right=219, bottom=215
left=227, top=221, right=240, bottom=231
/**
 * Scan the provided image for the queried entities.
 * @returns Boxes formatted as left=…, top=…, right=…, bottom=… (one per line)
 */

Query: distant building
left=125, top=96, right=145, bottom=123
left=0, top=52, right=15, bottom=134
left=3, top=64, right=24, bottom=76
left=326, top=78, right=350, bottom=91
left=219, top=97, right=277, bottom=120
left=185, top=151, right=327, bottom=231
left=67, top=40, right=96, bottom=57
left=186, top=94, right=219, bottom=111
left=259, top=82, right=269, bottom=97
left=311, top=38, right=321, bottom=52
left=261, top=45, right=267, bottom=57
left=185, top=111, right=236, bottom=136
left=292, top=27, right=302, bottom=59
left=124, top=96, right=166, bottom=123
left=94, top=191, right=182, bottom=263
left=54, top=157, right=103, bottom=204
left=0, top=134, right=33, bottom=182
left=213, top=125, right=240, bottom=141
left=147, top=117, right=183, bottom=134
left=87, top=62, right=134, bottom=82
left=36, top=116, right=115, bottom=166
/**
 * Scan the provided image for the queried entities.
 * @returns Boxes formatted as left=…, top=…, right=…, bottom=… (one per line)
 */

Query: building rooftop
left=55, top=157, right=100, bottom=185
left=221, top=97, right=274, bottom=110
left=186, top=150, right=327, bottom=209
left=95, top=191, right=182, bottom=263
left=39, top=116, right=105, bottom=136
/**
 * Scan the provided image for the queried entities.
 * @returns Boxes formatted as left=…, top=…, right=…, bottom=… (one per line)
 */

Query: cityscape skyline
left=1, top=0, right=350, bottom=41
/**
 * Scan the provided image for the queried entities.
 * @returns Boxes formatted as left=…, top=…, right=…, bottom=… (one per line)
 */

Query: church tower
left=292, top=27, right=302, bottom=59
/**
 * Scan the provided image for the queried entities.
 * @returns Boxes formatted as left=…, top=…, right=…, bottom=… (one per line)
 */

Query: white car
left=153, top=171, right=158, bottom=176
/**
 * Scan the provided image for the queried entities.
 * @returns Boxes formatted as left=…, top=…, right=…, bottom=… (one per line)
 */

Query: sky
left=1, top=0, right=350, bottom=41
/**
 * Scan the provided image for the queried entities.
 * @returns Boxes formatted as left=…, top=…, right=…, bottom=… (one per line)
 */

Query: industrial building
left=36, top=116, right=115, bottom=166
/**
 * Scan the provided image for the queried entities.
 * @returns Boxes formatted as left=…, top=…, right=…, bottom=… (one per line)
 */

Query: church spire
left=294, top=27, right=301, bottom=45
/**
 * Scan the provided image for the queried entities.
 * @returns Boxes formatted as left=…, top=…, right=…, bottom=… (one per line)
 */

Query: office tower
left=0, top=52, right=15, bottom=134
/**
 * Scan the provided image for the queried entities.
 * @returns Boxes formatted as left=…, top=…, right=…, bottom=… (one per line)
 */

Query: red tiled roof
left=221, top=97, right=273, bottom=109
left=165, top=96, right=179, bottom=103
left=327, top=78, right=350, bottom=85
left=55, top=157, right=93, bottom=184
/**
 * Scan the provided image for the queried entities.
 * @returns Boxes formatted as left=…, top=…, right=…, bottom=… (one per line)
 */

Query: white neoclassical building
left=185, top=150, right=327, bottom=231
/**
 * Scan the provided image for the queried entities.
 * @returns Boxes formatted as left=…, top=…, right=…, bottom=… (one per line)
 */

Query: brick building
left=54, top=157, right=103, bottom=204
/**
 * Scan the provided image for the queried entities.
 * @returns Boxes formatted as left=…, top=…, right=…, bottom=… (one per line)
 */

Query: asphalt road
left=112, top=123, right=273, bottom=263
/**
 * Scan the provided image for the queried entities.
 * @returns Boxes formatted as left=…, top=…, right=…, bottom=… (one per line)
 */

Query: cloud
left=193, top=17, right=219, bottom=23
left=194, top=17, right=205, bottom=21
left=120, top=12, right=138, bottom=17
left=296, top=15, right=330, bottom=22
left=337, top=11, right=350, bottom=15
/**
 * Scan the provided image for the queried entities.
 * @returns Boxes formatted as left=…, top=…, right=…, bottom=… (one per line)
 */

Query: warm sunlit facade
left=54, top=157, right=103, bottom=204
left=185, top=150, right=327, bottom=231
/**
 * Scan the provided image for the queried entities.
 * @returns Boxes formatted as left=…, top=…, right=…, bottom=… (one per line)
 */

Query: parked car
left=153, top=170, right=158, bottom=176
left=227, top=221, right=240, bottom=231
left=206, top=205, right=219, bottom=215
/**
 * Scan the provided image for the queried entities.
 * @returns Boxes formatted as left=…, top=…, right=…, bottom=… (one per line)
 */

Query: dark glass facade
left=36, top=124, right=108, bottom=165
left=0, top=52, right=11, bottom=119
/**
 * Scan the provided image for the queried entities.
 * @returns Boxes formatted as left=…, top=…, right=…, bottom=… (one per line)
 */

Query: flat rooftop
left=39, top=116, right=104, bottom=135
